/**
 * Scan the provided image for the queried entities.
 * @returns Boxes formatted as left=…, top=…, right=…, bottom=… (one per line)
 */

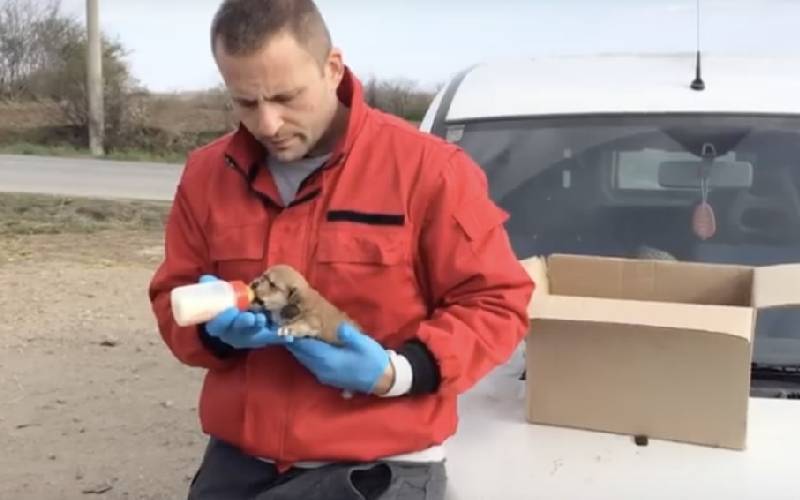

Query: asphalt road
left=0, top=154, right=182, bottom=201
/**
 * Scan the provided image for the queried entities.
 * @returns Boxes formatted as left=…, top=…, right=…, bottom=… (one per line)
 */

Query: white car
left=422, top=54, right=800, bottom=500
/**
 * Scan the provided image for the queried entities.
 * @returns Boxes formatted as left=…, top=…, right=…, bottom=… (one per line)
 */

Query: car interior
left=455, top=119, right=800, bottom=385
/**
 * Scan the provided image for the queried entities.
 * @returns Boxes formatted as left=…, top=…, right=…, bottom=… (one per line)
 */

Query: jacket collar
left=224, top=65, right=369, bottom=175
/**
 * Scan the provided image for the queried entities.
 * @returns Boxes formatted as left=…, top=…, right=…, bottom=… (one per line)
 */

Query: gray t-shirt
left=267, top=153, right=331, bottom=205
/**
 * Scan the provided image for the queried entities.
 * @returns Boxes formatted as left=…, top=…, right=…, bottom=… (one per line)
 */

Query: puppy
left=248, top=264, right=356, bottom=345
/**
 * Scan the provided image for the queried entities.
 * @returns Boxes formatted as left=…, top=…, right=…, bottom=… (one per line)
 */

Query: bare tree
left=0, top=0, right=145, bottom=150
left=364, top=75, right=378, bottom=108
left=0, top=0, right=62, bottom=99
left=365, top=77, right=435, bottom=122
left=383, top=78, right=417, bottom=118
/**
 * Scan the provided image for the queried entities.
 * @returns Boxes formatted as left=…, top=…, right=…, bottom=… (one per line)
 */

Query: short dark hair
left=210, top=0, right=332, bottom=63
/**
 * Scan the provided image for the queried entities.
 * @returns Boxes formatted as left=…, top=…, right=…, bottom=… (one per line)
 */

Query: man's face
left=214, top=31, right=344, bottom=162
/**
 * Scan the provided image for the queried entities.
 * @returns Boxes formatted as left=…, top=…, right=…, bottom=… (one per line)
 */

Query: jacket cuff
left=397, top=339, right=442, bottom=395
left=197, top=325, right=238, bottom=359
left=379, top=351, right=414, bottom=397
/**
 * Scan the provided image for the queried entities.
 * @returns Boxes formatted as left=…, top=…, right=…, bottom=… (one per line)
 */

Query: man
left=148, top=0, right=534, bottom=498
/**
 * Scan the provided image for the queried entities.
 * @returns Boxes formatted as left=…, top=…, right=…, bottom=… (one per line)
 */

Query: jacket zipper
left=292, top=151, right=345, bottom=199
left=225, top=150, right=345, bottom=462
left=224, top=154, right=276, bottom=210
left=224, top=153, right=291, bottom=459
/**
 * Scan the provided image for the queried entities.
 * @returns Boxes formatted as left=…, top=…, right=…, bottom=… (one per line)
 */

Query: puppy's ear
left=287, top=286, right=300, bottom=304
left=250, top=275, right=265, bottom=289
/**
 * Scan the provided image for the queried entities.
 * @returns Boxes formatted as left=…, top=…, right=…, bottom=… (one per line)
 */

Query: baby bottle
left=170, top=279, right=255, bottom=327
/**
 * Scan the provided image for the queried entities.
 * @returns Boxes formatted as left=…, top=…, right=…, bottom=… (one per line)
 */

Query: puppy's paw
left=277, top=326, right=296, bottom=337
left=278, top=325, right=320, bottom=340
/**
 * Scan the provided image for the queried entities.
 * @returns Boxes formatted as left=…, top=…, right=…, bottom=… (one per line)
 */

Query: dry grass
left=0, top=95, right=233, bottom=137
left=0, top=90, right=427, bottom=164
left=139, top=91, right=235, bottom=134
left=0, top=100, right=69, bottom=128
left=0, top=193, right=170, bottom=236
left=0, top=95, right=232, bottom=163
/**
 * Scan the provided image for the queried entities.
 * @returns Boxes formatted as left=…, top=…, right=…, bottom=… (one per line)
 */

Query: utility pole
left=86, top=0, right=104, bottom=156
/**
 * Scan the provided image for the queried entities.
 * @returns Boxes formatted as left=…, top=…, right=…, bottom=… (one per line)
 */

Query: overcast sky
left=56, top=0, right=800, bottom=93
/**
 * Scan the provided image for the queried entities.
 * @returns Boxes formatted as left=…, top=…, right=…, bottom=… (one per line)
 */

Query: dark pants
left=188, top=438, right=447, bottom=500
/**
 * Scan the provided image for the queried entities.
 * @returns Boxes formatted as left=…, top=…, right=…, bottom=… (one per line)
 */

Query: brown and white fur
left=249, top=264, right=356, bottom=345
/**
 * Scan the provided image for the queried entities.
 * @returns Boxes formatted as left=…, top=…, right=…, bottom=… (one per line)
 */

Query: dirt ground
left=0, top=228, right=208, bottom=500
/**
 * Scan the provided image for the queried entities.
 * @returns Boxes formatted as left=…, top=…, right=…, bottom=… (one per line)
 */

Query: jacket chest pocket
left=310, top=225, right=418, bottom=330
left=209, top=222, right=267, bottom=283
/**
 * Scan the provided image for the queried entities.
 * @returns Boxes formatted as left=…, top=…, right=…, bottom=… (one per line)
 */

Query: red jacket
left=148, top=67, right=534, bottom=467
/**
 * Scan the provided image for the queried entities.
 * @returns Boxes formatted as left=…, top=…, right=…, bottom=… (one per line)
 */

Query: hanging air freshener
left=692, top=176, right=716, bottom=240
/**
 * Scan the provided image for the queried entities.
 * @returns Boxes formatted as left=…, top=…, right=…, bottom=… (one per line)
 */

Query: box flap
left=753, top=263, right=800, bottom=309
left=533, top=295, right=754, bottom=342
left=520, top=256, right=549, bottom=318
left=546, top=254, right=753, bottom=306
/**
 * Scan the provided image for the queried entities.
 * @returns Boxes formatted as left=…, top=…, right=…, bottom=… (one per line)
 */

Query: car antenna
left=690, top=0, right=706, bottom=91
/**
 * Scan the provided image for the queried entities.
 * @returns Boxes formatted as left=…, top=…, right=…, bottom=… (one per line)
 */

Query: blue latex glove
left=286, top=322, right=390, bottom=394
left=200, top=275, right=293, bottom=349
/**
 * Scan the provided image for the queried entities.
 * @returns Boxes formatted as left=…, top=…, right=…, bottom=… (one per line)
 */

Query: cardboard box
left=521, top=253, right=800, bottom=450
